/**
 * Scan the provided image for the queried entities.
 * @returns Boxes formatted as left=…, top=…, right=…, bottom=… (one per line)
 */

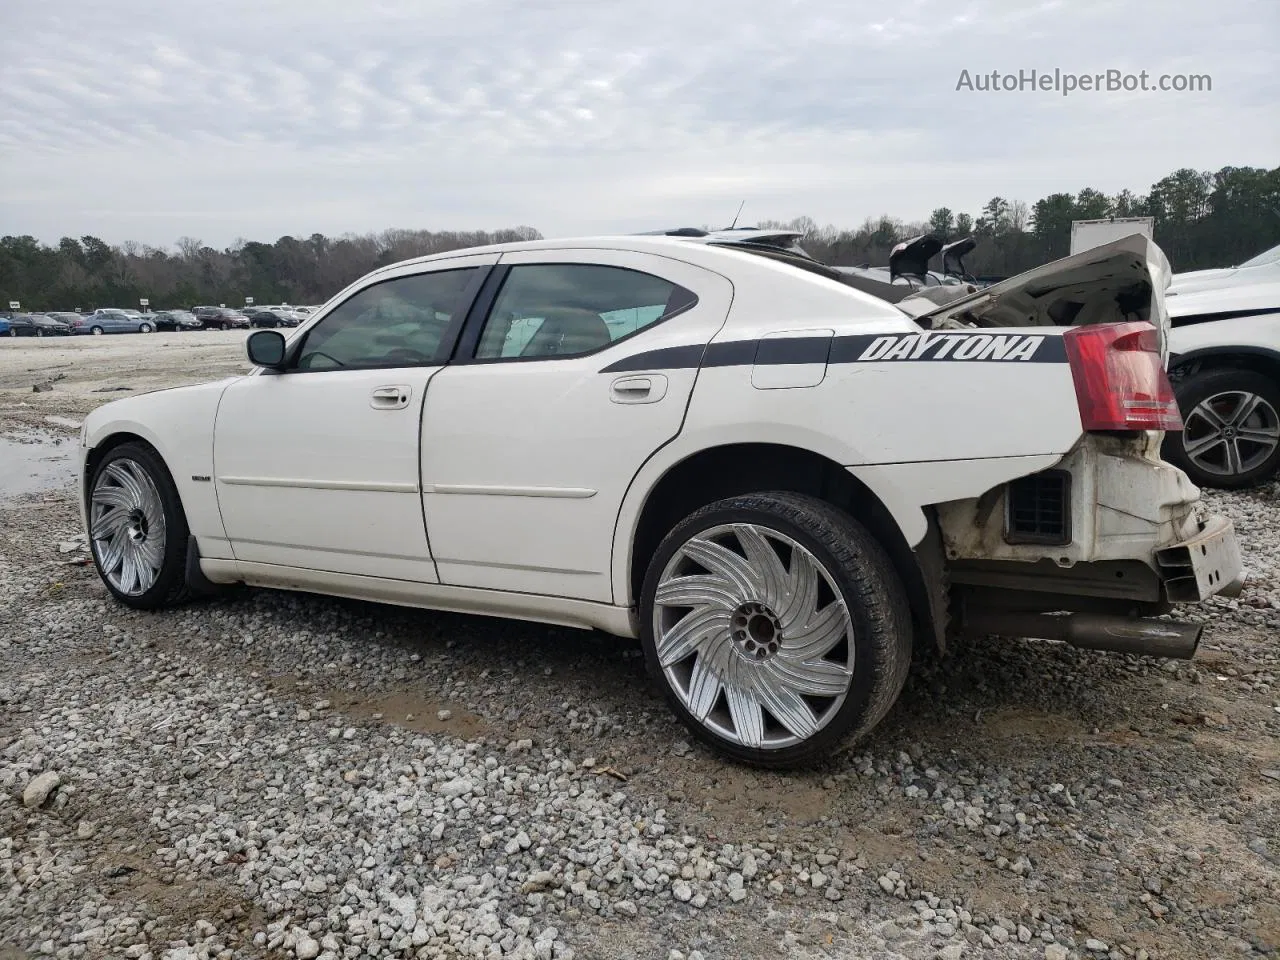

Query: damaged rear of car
left=901, top=235, right=1244, bottom=658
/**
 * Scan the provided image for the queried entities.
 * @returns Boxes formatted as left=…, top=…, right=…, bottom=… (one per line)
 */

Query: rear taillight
left=1063, top=321, right=1182, bottom=432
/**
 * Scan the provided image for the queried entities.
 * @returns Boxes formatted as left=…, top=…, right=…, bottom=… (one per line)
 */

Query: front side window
left=294, top=268, right=478, bottom=370
left=474, top=263, right=695, bottom=360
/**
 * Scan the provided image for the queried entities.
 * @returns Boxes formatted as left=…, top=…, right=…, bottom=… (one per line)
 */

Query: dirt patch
left=980, top=706, right=1090, bottom=740
left=332, top=689, right=490, bottom=739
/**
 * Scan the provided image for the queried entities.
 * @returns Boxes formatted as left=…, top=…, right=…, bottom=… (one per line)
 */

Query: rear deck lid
left=906, top=234, right=1174, bottom=360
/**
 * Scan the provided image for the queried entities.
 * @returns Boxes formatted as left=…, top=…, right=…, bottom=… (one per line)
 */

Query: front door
left=213, top=255, right=496, bottom=580
left=421, top=248, right=734, bottom=602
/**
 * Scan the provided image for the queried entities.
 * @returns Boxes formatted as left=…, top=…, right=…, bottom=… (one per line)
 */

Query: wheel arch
left=83, top=431, right=170, bottom=516
left=620, top=441, right=945, bottom=654
left=1168, top=345, right=1280, bottom=384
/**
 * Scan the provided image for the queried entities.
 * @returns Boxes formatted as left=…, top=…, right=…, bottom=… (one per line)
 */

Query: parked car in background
left=46, top=312, right=85, bottom=328
left=152, top=309, right=203, bottom=332
left=1166, top=242, right=1280, bottom=297
left=1161, top=242, right=1280, bottom=489
left=193, top=307, right=251, bottom=330
left=5, top=313, right=73, bottom=336
left=0, top=316, right=10, bottom=336
left=74, top=309, right=156, bottom=335
left=248, top=307, right=302, bottom=328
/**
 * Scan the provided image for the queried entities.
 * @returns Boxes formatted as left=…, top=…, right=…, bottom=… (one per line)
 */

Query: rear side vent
left=1005, top=470, right=1071, bottom=545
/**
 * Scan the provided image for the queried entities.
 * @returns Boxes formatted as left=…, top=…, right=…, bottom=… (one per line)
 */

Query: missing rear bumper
left=1154, top=515, right=1245, bottom=602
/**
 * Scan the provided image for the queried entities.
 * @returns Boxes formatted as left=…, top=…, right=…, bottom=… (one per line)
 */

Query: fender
left=81, top=380, right=238, bottom=560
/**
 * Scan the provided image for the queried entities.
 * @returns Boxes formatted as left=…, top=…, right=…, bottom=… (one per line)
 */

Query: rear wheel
left=1163, top=368, right=1280, bottom=489
left=88, top=442, right=191, bottom=609
left=139, top=322, right=153, bottom=333
left=640, top=492, right=912, bottom=769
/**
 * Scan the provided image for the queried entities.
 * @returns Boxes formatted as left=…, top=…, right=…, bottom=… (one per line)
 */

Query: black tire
left=220, top=322, right=230, bottom=331
left=639, top=491, right=912, bottom=769
left=87, top=442, right=192, bottom=609
left=139, top=322, right=152, bottom=333
left=36, top=328, right=45, bottom=337
left=1162, top=367, right=1280, bottom=489
left=90, top=326, right=104, bottom=335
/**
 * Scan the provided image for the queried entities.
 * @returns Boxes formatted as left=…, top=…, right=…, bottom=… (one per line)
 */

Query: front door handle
left=370, top=385, right=412, bottom=409
left=610, top=374, right=668, bottom=404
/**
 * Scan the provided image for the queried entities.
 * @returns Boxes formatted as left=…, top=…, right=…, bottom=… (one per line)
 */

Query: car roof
left=346, top=233, right=916, bottom=314
left=355, top=233, right=850, bottom=289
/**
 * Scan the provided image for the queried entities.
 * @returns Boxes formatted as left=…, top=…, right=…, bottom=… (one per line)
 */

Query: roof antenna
left=728, top=200, right=746, bottom=230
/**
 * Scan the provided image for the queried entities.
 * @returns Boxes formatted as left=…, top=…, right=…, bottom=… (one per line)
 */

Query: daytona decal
left=853, top=331, right=1050, bottom=362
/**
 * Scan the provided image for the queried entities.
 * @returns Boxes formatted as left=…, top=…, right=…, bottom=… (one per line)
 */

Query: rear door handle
left=610, top=374, right=668, bottom=404
left=370, top=385, right=412, bottom=409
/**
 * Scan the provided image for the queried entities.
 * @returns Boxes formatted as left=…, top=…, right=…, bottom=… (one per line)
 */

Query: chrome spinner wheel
left=652, top=523, right=855, bottom=751
left=90, top=458, right=167, bottom=596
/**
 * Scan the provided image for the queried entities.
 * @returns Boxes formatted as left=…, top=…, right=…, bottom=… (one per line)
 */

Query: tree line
left=2, top=164, right=1276, bottom=312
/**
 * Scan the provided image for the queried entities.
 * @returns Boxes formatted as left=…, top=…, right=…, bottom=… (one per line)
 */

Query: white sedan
left=78, top=234, right=1243, bottom=766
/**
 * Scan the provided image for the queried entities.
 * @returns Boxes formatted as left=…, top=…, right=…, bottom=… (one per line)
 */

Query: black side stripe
left=600, top=331, right=1067, bottom=373
left=1169, top=306, right=1280, bottom=328
left=601, top=344, right=705, bottom=372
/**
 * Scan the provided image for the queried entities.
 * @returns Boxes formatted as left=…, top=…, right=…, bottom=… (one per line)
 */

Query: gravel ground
left=2, top=337, right=1278, bottom=960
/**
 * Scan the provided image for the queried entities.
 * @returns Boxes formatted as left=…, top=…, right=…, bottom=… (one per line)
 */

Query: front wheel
left=87, top=442, right=191, bottom=609
left=36, top=328, right=45, bottom=337
left=640, top=492, right=912, bottom=769
left=139, top=322, right=153, bottom=333
left=1162, top=368, right=1280, bottom=489
left=90, top=326, right=104, bottom=335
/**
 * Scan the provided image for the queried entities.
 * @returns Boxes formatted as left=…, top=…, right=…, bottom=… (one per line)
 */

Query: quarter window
left=294, top=268, right=478, bottom=370
left=474, top=264, right=696, bottom=360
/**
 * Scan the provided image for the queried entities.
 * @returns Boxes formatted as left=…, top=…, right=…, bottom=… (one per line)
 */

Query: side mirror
left=246, top=329, right=286, bottom=369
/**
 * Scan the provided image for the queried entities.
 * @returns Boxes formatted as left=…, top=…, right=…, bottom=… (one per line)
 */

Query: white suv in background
left=1162, top=242, right=1280, bottom=488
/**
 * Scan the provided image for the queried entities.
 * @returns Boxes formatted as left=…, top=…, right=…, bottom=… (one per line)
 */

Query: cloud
left=0, top=0, right=1276, bottom=247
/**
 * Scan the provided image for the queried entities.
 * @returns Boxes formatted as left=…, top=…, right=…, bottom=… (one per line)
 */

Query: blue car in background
left=0, top=316, right=9, bottom=336
left=74, top=309, right=157, bottom=335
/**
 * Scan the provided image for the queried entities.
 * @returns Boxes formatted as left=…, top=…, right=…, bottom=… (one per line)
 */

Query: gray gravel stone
left=21, top=770, right=61, bottom=808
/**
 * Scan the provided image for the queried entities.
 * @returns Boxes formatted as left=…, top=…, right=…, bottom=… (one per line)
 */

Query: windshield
left=1239, top=243, right=1280, bottom=268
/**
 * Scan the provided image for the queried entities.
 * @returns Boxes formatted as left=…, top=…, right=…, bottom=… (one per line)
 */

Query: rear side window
left=474, top=264, right=697, bottom=360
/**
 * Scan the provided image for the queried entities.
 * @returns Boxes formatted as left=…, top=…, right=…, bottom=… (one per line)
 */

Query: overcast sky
left=1, top=0, right=1276, bottom=249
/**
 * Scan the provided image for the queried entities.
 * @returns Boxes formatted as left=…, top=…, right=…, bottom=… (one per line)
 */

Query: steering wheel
left=380, top=347, right=433, bottom=364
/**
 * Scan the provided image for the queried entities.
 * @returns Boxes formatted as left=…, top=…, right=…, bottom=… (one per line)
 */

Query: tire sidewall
left=1164, top=368, right=1280, bottom=489
left=88, top=442, right=190, bottom=608
left=639, top=494, right=907, bottom=767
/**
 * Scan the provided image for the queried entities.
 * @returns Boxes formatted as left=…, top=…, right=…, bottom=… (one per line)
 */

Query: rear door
left=420, top=247, right=734, bottom=602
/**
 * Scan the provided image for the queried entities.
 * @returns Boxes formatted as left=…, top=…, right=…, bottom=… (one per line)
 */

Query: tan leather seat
left=520, top=308, right=612, bottom=357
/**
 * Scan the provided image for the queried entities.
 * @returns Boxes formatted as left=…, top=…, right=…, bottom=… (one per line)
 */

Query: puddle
left=0, top=431, right=78, bottom=504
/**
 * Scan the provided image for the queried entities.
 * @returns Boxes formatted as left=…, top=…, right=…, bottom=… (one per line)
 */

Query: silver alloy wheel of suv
left=1164, top=367, right=1280, bottom=489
